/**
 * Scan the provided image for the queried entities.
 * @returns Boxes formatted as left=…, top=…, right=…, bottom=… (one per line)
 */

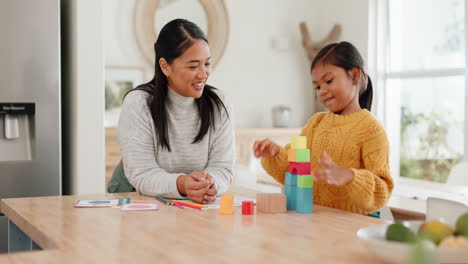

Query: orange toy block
left=219, top=194, right=234, bottom=215
left=287, top=148, right=296, bottom=162
left=256, top=193, right=287, bottom=214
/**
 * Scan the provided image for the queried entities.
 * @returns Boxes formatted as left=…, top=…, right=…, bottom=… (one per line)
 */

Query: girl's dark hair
left=311, top=41, right=373, bottom=111
left=127, top=18, right=228, bottom=151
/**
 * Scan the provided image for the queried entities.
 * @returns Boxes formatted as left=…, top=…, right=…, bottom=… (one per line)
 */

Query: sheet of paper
left=121, top=203, right=159, bottom=211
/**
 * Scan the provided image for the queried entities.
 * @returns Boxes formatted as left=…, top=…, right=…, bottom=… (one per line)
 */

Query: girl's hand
left=312, top=152, right=354, bottom=186
left=253, top=138, right=280, bottom=158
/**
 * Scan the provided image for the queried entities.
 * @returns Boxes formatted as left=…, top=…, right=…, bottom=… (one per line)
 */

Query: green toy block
left=295, top=149, right=310, bottom=162
left=297, top=175, right=313, bottom=188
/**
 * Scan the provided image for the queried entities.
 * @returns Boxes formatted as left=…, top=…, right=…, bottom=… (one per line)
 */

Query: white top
left=118, top=87, right=235, bottom=198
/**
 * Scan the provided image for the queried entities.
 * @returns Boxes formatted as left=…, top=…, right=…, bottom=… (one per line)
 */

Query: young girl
left=253, top=41, right=393, bottom=215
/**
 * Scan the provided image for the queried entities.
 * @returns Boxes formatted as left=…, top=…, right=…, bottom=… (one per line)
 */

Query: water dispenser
left=0, top=103, right=35, bottom=162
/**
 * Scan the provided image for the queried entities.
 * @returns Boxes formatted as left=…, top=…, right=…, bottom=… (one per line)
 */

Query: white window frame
left=368, top=0, right=468, bottom=187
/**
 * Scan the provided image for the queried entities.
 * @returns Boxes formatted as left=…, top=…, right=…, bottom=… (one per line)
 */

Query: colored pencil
left=169, top=200, right=205, bottom=208
left=173, top=201, right=202, bottom=211
left=170, top=200, right=205, bottom=210
left=171, top=201, right=185, bottom=209
left=155, top=196, right=173, bottom=206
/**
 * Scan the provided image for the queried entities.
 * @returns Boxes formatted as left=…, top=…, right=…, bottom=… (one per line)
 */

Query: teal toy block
left=297, top=175, right=313, bottom=188
left=295, top=149, right=310, bottom=162
left=284, top=185, right=297, bottom=210
left=285, top=172, right=297, bottom=186
left=296, top=187, right=313, bottom=214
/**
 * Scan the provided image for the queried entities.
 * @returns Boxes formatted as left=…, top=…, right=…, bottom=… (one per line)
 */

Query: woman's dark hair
left=127, top=18, right=228, bottom=152
left=311, top=41, right=373, bottom=111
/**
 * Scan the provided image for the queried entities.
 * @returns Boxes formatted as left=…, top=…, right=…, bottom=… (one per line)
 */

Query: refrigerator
left=0, top=0, right=62, bottom=253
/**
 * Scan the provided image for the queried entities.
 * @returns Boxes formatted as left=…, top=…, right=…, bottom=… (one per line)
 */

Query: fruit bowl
left=357, top=220, right=468, bottom=264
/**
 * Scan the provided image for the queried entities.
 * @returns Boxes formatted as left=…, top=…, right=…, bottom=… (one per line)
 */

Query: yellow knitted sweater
left=261, top=109, right=393, bottom=215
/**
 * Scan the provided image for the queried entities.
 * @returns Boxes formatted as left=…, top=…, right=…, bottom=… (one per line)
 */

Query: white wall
left=103, top=0, right=369, bottom=129
left=103, top=0, right=147, bottom=74
left=208, top=0, right=315, bottom=128
left=64, top=0, right=105, bottom=195
left=309, top=0, right=369, bottom=63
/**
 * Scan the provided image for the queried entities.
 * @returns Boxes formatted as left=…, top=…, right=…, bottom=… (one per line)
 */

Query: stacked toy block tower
left=285, top=136, right=313, bottom=213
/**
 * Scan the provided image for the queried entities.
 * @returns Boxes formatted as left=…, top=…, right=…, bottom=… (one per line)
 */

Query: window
left=370, top=0, right=466, bottom=183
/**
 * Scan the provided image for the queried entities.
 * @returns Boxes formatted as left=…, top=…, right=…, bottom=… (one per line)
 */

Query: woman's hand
left=177, top=171, right=211, bottom=203
left=312, top=152, right=354, bottom=186
left=201, top=174, right=217, bottom=204
left=253, top=138, right=280, bottom=158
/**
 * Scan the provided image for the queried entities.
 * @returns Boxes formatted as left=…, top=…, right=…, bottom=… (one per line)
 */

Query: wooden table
left=0, top=186, right=386, bottom=263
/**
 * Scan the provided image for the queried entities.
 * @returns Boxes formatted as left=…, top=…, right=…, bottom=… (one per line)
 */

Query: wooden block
left=297, top=175, right=313, bottom=188
left=295, top=149, right=310, bottom=162
left=288, top=162, right=311, bottom=175
left=290, top=136, right=307, bottom=149
left=256, top=193, right=287, bottom=214
left=219, top=194, right=234, bottom=215
left=287, top=148, right=296, bottom=162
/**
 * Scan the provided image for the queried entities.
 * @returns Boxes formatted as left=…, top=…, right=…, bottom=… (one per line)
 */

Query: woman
left=108, top=19, right=235, bottom=204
